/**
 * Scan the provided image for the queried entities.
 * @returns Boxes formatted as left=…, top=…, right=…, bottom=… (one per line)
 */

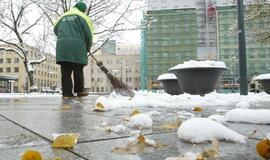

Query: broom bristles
left=107, top=73, right=134, bottom=97
left=97, top=63, right=134, bottom=97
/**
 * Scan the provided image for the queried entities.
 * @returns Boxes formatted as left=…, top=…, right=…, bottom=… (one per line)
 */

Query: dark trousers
left=60, top=62, right=84, bottom=97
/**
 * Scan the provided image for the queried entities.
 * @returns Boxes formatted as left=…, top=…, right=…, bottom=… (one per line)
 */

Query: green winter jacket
left=54, top=8, right=94, bottom=65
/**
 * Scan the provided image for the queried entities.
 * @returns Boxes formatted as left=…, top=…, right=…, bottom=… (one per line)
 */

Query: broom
left=88, top=53, right=134, bottom=97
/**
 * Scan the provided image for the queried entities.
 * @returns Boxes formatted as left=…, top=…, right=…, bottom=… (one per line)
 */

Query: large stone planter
left=259, top=79, right=270, bottom=94
left=157, top=73, right=183, bottom=95
left=254, top=74, right=270, bottom=94
left=169, top=67, right=227, bottom=95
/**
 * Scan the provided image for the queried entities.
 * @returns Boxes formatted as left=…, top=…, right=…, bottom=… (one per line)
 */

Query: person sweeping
left=54, top=1, right=94, bottom=99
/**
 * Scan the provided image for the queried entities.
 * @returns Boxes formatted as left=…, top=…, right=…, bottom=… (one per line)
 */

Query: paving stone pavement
left=0, top=95, right=269, bottom=160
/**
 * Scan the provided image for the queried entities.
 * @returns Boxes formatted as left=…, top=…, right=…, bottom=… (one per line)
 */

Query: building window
left=91, top=78, right=94, bottom=82
left=14, top=58, right=19, bottom=63
left=6, top=67, right=11, bottom=73
left=14, top=67, right=19, bottom=72
left=6, top=58, right=11, bottom=63
left=0, top=68, right=3, bottom=73
left=0, top=59, right=3, bottom=63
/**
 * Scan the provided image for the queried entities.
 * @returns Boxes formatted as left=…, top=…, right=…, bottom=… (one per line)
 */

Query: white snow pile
left=254, top=73, right=270, bottom=80
left=94, top=91, right=270, bottom=111
left=157, top=73, right=177, bottom=80
left=128, top=113, right=153, bottom=128
left=225, top=108, right=270, bottom=124
left=177, top=118, right=246, bottom=143
left=208, top=114, right=227, bottom=123
left=95, top=95, right=132, bottom=111
left=169, top=60, right=227, bottom=70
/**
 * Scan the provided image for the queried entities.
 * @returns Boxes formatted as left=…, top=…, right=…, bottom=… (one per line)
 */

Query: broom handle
left=88, top=52, right=99, bottom=63
left=88, top=52, right=109, bottom=74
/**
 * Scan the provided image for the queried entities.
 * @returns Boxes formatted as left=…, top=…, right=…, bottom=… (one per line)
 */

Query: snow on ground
left=0, top=93, right=62, bottom=98
left=95, top=91, right=270, bottom=111
left=128, top=113, right=153, bottom=128
left=208, top=114, right=228, bottom=123
left=225, top=108, right=270, bottom=124
left=177, top=118, right=246, bottom=143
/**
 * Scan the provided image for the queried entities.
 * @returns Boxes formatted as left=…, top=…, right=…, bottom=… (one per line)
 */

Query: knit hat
left=74, top=1, right=87, bottom=12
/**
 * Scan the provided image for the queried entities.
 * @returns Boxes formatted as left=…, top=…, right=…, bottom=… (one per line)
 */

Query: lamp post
left=237, top=0, right=248, bottom=95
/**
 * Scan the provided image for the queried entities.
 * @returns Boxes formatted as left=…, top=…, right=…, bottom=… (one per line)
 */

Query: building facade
left=216, top=1, right=270, bottom=91
left=0, top=46, right=61, bottom=93
left=84, top=53, right=140, bottom=93
left=142, top=0, right=270, bottom=91
left=141, top=0, right=200, bottom=90
left=116, top=44, right=140, bottom=55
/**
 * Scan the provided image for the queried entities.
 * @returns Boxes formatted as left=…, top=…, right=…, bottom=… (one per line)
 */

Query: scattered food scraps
left=21, top=150, right=42, bottom=160
left=51, top=133, right=80, bottom=148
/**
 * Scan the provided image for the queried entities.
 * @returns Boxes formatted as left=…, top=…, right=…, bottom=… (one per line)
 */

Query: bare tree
left=0, top=0, right=49, bottom=91
left=229, top=1, right=270, bottom=42
left=245, top=2, right=270, bottom=42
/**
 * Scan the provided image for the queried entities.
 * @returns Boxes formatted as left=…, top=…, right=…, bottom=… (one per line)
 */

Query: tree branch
left=21, top=15, right=43, bottom=35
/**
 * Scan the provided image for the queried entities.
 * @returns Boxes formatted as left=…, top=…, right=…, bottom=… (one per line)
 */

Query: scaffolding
left=140, top=9, right=198, bottom=90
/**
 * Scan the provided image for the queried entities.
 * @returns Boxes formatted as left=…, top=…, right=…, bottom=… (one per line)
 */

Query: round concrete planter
left=258, top=79, right=270, bottom=94
left=169, top=67, right=227, bottom=95
left=157, top=73, right=183, bottom=95
left=159, top=79, right=183, bottom=95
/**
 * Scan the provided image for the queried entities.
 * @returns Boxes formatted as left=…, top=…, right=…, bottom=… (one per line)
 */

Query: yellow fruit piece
left=130, top=109, right=141, bottom=117
left=94, top=102, right=105, bottom=111
left=256, top=139, right=270, bottom=159
left=162, top=119, right=182, bottom=130
left=51, top=134, right=79, bottom=148
left=21, top=150, right=42, bottom=160
left=193, top=107, right=203, bottom=112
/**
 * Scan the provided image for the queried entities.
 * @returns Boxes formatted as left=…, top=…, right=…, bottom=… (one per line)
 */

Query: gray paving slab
left=0, top=109, right=123, bottom=142
left=0, top=144, right=84, bottom=160
left=74, top=132, right=260, bottom=160
left=0, top=109, right=178, bottom=143
left=0, top=120, right=46, bottom=149
left=0, top=96, right=269, bottom=160
left=227, top=122, right=270, bottom=140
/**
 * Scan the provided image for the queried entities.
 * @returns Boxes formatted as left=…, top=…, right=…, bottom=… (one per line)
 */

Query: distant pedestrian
left=54, top=1, right=94, bottom=99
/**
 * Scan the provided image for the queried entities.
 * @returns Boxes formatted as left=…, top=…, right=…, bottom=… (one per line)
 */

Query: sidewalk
left=0, top=95, right=267, bottom=159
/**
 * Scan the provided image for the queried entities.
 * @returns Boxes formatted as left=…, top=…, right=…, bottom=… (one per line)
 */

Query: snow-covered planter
left=157, top=73, right=183, bottom=95
left=169, top=60, right=227, bottom=95
left=254, top=73, right=270, bottom=94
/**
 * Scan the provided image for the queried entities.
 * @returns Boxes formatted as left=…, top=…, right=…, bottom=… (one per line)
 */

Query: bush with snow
left=177, top=118, right=246, bottom=143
